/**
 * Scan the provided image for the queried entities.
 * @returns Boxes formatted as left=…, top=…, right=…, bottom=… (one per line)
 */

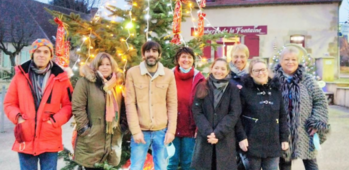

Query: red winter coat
left=4, top=61, right=73, bottom=156
left=173, top=67, right=204, bottom=137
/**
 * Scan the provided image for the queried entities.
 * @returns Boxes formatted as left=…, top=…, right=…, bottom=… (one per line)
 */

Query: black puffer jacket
left=236, top=75, right=289, bottom=158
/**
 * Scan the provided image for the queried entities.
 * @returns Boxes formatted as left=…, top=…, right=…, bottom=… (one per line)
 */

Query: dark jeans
left=246, top=155, right=279, bottom=170
left=167, top=137, right=195, bottom=170
left=279, top=157, right=318, bottom=170
left=18, top=152, right=58, bottom=170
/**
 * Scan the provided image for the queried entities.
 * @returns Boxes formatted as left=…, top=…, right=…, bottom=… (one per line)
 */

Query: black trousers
left=85, top=168, right=104, bottom=170
left=247, top=156, right=279, bottom=170
left=279, top=157, right=319, bottom=170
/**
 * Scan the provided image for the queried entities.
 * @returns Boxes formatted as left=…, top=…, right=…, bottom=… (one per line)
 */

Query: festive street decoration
left=54, top=17, right=70, bottom=67
left=197, top=12, right=206, bottom=36
left=200, top=0, right=206, bottom=7
left=171, top=0, right=183, bottom=44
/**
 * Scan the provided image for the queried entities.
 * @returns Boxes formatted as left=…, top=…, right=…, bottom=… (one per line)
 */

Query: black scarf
left=208, top=74, right=231, bottom=108
left=274, top=64, right=304, bottom=159
left=29, top=60, right=53, bottom=110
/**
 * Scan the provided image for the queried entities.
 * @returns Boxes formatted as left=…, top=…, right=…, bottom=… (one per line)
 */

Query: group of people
left=4, top=38, right=329, bottom=170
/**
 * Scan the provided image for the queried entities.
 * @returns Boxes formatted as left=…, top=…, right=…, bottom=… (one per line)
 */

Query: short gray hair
left=279, top=46, right=300, bottom=62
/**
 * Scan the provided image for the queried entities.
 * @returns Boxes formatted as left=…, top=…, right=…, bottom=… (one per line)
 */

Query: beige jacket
left=125, top=61, right=177, bottom=135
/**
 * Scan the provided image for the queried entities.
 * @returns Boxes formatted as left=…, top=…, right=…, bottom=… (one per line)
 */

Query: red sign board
left=191, top=25, right=267, bottom=36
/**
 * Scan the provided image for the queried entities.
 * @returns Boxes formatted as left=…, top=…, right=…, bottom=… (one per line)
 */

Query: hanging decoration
left=54, top=17, right=70, bottom=67
left=197, top=12, right=206, bottom=36
left=64, top=41, right=70, bottom=66
left=200, top=0, right=206, bottom=7
left=171, top=0, right=183, bottom=44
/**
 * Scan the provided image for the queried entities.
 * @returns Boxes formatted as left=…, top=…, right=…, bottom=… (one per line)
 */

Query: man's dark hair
left=174, top=46, right=196, bottom=65
left=141, top=41, right=162, bottom=56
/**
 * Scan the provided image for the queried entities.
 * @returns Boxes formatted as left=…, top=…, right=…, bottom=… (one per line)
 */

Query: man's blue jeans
left=167, top=137, right=195, bottom=170
left=130, top=129, right=168, bottom=170
left=18, top=152, right=58, bottom=170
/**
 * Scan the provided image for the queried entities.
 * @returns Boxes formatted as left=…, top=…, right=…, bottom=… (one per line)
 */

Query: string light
left=145, top=0, right=150, bottom=40
left=72, top=0, right=130, bottom=72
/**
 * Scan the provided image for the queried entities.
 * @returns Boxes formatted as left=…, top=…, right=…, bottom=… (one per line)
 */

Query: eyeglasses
left=252, top=68, right=267, bottom=74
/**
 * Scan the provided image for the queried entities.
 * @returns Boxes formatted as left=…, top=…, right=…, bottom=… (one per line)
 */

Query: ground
left=0, top=106, right=348, bottom=170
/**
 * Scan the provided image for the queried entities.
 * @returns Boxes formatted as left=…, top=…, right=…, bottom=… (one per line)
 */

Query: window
left=290, top=35, right=305, bottom=47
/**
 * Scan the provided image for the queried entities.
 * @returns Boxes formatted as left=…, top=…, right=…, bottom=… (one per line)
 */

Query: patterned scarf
left=97, top=72, right=120, bottom=134
left=29, top=60, right=53, bottom=110
left=274, top=64, right=304, bottom=159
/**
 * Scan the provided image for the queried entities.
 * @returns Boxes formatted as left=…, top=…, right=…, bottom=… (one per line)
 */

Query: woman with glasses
left=236, top=58, right=289, bottom=170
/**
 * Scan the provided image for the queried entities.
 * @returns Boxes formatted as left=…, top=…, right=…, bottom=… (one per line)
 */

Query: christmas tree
left=46, top=0, right=238, bottom=75
left=47, top=0, right=238, bottom=169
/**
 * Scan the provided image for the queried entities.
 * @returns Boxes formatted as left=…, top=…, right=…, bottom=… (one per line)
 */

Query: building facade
left=181, top=0, right=348, bottom=105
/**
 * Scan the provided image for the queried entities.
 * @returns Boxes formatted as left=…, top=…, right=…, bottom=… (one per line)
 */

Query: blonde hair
left=248, top=58, right=267, bottom=75
left=280, top=46, right=300, bottom=62
left=230, top=44, right=250, bottom=59
left=90, top=52, right=119, bottom=73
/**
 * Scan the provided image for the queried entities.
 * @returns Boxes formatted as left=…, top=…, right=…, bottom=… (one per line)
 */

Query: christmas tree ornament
left=197, top=12, right=206, bottom=36
left=200, top=0, right=206, bottom=7
left=54, top=17, right=70, bottom=67
left=171, top=0, right=183, bottom=44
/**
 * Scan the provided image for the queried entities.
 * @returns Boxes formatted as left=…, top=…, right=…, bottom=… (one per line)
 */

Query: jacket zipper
left=242, top=115, right=258, bottom=123
left=19, top=68, right=39, bottom=139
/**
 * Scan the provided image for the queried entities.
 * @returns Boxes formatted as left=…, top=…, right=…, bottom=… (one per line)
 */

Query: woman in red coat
left=167, top=47, right=204, bottom=170
left=4, top=39, right=73, bottom=170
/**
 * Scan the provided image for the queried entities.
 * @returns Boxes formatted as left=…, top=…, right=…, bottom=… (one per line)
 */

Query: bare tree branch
left=0, top=17, right=36, bottom=76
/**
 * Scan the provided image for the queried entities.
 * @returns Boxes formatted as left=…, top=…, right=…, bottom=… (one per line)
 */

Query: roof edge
left=203, top=1, right=342, bottom=8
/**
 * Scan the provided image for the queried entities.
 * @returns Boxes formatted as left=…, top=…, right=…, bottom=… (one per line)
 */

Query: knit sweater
left=274, top=64, right=329, bottom=160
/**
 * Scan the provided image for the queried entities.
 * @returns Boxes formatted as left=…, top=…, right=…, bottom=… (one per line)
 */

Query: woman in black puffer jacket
left=236, top=58, right=289, bottom=170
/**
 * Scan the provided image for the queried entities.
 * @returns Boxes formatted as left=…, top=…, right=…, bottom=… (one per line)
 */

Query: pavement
left=0, top=105, right=348, bottom=170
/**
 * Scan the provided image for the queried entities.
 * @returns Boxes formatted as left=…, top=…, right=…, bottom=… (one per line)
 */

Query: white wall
left=181, top=3, right=340, bottom=76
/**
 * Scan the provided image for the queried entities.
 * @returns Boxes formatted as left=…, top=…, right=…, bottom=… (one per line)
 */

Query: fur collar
left=80, top=64, right=97, bottom=82
left=241, top=74, right=280, bottom=89
left=80, top=64, right=124, bottom=84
